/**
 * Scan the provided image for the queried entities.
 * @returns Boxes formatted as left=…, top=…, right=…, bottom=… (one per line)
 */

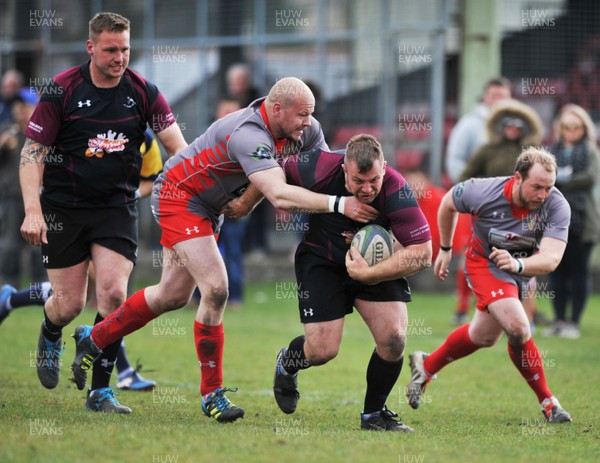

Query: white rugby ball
left=351, top=224, right=394, bottom=266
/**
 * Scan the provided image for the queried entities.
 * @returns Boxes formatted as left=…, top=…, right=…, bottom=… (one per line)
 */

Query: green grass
left=1, top=283, right=599, bottom=463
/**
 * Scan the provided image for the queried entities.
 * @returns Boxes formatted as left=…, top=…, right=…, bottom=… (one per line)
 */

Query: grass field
left=1, top=282, right=598, bottom=463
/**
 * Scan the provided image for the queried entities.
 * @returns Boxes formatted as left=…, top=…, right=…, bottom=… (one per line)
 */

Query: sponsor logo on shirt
left=85, top=130, right=129, bottom=158
left=251, top=144, right=273, bottom=161
left=28, top=121, right=44, bottom=134
left=123, top=96, right=136, bottom=108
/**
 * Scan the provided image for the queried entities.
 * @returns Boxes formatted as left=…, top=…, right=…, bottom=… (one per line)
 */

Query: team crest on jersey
left=251, top=144, right=273, bottom=161
left=85, top=130, right=129, bottom=158
left=454, top=182, right=465, bottom=199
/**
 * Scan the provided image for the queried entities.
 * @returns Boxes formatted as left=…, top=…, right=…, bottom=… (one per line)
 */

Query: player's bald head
left=267, top=77, right=314, bottom=108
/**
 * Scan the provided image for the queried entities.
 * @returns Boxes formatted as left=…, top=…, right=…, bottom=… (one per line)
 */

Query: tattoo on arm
left=287, top=206, right=324, bottom=214
left=20, top=139, right=48, bottom=167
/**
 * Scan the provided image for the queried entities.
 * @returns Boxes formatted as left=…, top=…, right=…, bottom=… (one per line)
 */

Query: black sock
left=282, top=335, right=310, bottom=375
left=115, top=340, right=131, bottom=375
left=91, top=313, right=122, bottom=390
left=42, top=310, right=63, bottom=342
left=11, top=283, right=53, bottom=309
left=363, top=349, right=403, bottom=414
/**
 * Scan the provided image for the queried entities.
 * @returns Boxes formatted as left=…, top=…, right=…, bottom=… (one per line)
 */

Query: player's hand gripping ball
left=350, top=224, right=394, bottom=266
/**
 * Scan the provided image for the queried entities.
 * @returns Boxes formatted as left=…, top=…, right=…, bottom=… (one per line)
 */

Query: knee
left=205, top=282, right=229, bottom=309
left=306, top=344, right=339, bottom=366
left=100, top=286, right=128, bottom=313
left=470, top=331, right=501, bottom=348
left=506, top=322, right=531, bottom=345
left=377, top=332, right=406, bottom=361
left=49, top=293, right=86, bottom=324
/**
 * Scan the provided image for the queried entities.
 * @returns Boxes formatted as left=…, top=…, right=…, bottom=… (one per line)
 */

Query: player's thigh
left=355, top=299, right=408, bottom=337
left=467, top=309, right=504, bottom=347
left=91, top=243, right=134, bottom=316
left=295, top=247, right=353, bottom=323
left=173, top=236, right=228, bottom=297
left=486, top=297, right=530, bottom=343
left=46, top=261, right=90, bottom=323
left=355, top=299, right=407, bottom=354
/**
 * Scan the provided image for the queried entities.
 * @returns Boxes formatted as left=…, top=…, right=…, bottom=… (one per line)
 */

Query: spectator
left=544, top=104, right=600, bottom=339
left=0, top=70, right=26, bottom=126
left=459, top=98, right=543, bottom=182
left=226, top=63, right=260, bottom=108
left=0, top=97, right=45, bottom=287
left=445, top=77, right=512, bottom=183
left=446, top=77, right=512, bottom=183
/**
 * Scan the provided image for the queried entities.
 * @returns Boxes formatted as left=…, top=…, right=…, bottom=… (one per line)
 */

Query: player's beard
left=518, top=183, right=543, bottom=210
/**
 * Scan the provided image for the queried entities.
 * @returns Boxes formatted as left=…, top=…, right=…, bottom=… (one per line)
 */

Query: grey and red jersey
left=453, top=176, right=571, bottom=260
left=25, top=62, right=176, bottom=208
left=283, top=149, right=431, bottom=264
left=153, top=97, right=327, bottom=222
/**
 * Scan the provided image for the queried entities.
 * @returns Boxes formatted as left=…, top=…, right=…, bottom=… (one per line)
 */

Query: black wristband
left=333, top=196, right=341, bottom=213
left=440, top=245, right=452, bottom=252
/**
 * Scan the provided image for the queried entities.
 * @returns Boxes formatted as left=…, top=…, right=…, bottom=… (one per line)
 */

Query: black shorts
left=40, top=196, right=138, bottom=269
left=294, top=244, right=412, bottom=324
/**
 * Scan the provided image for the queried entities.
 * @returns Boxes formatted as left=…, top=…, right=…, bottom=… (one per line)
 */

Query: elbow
left=545, top=254, right=562, bottom=273
left=421, top=243, right=433, bottom=269
left=406, top=242, right=432, bottom=271
left=265, top=192, right=289, bottom=211
left=269, top=195, right=287, bottom=211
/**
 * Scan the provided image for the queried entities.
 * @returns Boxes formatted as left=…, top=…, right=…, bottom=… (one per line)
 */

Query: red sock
left=91, top=289, right=157, bottom=349
left=194, top=321, right=224, bottom=396
left=456, top=268, right=472, bottom=313
left=424, top=324, right=480, bottom=375
left=507, top=338, right=552, bottom=403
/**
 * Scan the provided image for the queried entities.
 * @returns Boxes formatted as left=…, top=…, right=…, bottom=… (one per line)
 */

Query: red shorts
left=465, top=254, right=521, bottom=311
left=152, top=179, right=219, bottom=249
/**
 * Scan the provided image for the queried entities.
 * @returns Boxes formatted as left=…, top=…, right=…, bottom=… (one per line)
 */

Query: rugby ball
left=350, top=225, right=394, bottom=266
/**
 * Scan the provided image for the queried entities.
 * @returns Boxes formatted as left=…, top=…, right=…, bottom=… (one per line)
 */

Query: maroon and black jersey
left=26, top=62, right=176, bottom=208
left=283, top=149, right=431, bottom=264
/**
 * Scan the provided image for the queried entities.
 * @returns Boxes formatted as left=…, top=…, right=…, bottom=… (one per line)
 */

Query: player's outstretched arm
left=19, top=137, right=48, bottom=246
left=248, top=167, right=378, bottom=223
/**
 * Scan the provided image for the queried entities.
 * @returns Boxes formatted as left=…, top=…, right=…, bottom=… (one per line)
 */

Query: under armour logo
left=77, top=100, right=91, bottom=107
left=200, top=361, right=216, bottom=368
left=100, top=359, right=115, bottom=368
left=123, top=96, right=136, bottom=108
left=185, top=226, right=200, bottom=235
left=303, top=308, right=314, bottom=317
left=490, top=289, right=505, bottom=298
left=42, top=255, right=49, bottom=264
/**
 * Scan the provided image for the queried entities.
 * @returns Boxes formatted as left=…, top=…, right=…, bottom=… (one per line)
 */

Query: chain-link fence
left=2, top=0, right=600, bottom=262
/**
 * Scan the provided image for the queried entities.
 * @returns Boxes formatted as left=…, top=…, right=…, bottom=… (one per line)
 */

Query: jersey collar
left=259, top=100, right=287, bottom=155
